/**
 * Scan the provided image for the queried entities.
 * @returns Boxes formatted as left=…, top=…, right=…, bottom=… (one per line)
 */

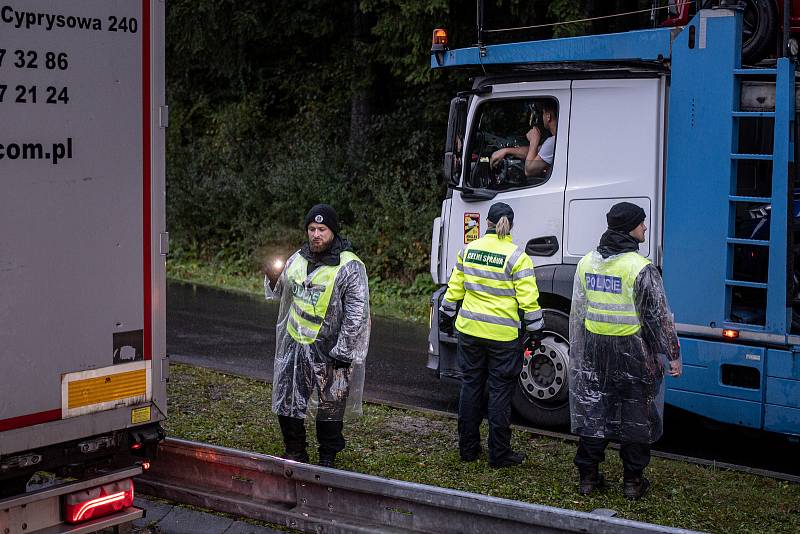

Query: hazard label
left=131, top=406, right=151, bottom=424
left=464, top=213, right=480, bottom=243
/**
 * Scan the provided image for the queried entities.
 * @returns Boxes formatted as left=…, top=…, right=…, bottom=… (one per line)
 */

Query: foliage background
left=166, top=1, right=659, bottom=289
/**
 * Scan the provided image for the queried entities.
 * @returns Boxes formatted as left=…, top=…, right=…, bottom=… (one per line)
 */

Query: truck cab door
left=563, top=78, right=667, bottom=264
left=443, top=81, right=571, bottom=279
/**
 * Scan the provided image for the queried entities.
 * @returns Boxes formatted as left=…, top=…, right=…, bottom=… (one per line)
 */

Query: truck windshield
left=465, top=97, right=558, bottom=191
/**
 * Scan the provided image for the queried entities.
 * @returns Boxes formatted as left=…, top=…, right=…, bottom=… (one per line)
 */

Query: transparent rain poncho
left=569, top=251, right=680, bottom=444
left=265, top=250, right=370, bottom=421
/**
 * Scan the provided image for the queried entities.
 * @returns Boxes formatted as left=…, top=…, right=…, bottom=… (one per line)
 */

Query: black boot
left=459, top=445, right=482, bottom=462
left=623, top=476, right=651, bottom=500
left=489, top=451, right=526, bottom=469
left=284, top=450, right=309, bottom=462
left=318, top=454, right=336, bottom=468
left=316, top=419, right=345, bottom=469
left=278, top=416, right=309, bottom=463
left=459, top=450, right=481, bottom=462
left=578, top=468, right=606, bottom=496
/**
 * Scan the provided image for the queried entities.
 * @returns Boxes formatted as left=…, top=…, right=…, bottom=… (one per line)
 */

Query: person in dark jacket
left=265, top=204, right=371, bottom=468
left=569, top=202, right=681, bottom=499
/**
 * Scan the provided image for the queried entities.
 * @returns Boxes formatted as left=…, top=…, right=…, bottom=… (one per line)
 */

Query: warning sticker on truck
left=464, top=212, right=479, bottom=243
left=131, top=406, right=151, bottom=424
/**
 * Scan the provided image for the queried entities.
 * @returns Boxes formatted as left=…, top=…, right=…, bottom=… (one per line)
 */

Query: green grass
left=166, top=256, right=433, bottom=323
left=164, top=364, right=800, bottom=534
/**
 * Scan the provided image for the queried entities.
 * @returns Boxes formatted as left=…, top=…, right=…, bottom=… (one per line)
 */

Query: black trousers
left=574, top=436, right=651, bottom=478
left=457, top=332, right=522, bottom=464
left=278, top=415, right=345, bottom=460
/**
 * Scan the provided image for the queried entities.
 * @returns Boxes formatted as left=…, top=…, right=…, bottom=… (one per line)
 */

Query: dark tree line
left=166, top=1, right=658, bottom=282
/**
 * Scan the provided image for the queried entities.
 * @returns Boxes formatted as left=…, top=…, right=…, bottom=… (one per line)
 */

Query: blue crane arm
left=431, top=26, right=675, bottom=69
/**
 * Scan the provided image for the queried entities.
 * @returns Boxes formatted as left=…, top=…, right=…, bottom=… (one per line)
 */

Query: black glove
left=439, top=313, right=455, bottom=336
left=331, top=357, right=352, bottom=370
left=526, top=330, right=545, bottom=345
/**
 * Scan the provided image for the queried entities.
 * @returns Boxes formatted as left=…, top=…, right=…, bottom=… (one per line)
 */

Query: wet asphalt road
left=166, top=281, right=461, bottom=412
left=167, top=281, right=799, bottom=476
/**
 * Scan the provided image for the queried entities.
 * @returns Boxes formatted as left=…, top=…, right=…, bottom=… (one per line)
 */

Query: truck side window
left=465, top=97, right=558, bottom=191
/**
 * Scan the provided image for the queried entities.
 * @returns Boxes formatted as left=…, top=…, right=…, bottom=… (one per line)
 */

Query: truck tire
left=512, top=309, right=571, bottom=428
left=742, top=0, right=778, bottom=63
left=703, top=0, right=777, bottom=63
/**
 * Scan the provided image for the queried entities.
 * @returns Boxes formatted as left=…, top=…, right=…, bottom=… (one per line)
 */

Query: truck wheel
left=703, top=0, right=777, bottom=63
left=512, top=309, right=571, bottom=428
left=742, top=0, right=778, bottom=63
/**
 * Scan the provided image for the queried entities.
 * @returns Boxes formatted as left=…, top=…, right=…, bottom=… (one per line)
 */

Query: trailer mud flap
left=61, top=361, right=152, bottom=419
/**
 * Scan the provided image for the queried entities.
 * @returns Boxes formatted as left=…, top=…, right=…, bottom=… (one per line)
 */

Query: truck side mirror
left=444, top=96, right=468, bottom=187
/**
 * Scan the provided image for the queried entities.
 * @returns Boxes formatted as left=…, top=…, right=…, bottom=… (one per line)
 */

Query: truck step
left=728, top=195, right=772, bottom=203
left=726, top=238, right=770, bottom=246
left=725, top=279, right=768, bottom=289
left=730, top=153, right=773, bottom=160
left=734, top=68, right=778, bottom=76
left=731, top=111, right=775, bottom=118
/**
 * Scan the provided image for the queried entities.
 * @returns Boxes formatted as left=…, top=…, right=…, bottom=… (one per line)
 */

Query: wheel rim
left=519, top=333, right=570, bottom=402
left=742, top=0, right=759, bottom=45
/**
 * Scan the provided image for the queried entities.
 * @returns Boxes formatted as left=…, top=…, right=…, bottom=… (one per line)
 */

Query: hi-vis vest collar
left=286, top=251, right=361, bottom=344
left=578, top=251, right=650, bottom=337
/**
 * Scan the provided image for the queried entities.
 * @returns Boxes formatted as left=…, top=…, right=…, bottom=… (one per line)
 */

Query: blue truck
left=427, top=5, right=800, bottom=438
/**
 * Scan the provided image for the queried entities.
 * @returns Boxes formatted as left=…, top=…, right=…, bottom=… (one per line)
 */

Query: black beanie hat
left=487, top=202, right=514, bottom=224
left=305, top=204, right=339, bottom=234
left=606, top=202, right=646, bottom=233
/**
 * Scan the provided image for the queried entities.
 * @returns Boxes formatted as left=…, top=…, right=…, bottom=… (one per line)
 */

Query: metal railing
left=136, top=438, right=703, bottom=534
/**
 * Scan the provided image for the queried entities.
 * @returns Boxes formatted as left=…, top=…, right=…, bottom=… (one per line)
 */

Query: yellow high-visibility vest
left=286, top=251, right=361, bottom=344
left=442, top=232, right=542, bottom=342
left=577, top=251, right=651, bottom=336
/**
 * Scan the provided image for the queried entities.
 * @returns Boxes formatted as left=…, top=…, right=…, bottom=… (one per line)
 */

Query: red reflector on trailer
left=722, top=329, right=739, bottom=339
left=64, top=479, right=134, bottom=524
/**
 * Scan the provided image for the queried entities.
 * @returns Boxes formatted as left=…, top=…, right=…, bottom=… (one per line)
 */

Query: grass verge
left=166, top=256, right=433, bottom=323
left=165, top=364, right=800, bottom=533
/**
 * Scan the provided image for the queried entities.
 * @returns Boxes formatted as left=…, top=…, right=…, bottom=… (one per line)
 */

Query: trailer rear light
left=722, top=329, right=739, bottom=339
left=64, top=479, right=134, bottom=524
left=128, top=424, right=165, bottom=456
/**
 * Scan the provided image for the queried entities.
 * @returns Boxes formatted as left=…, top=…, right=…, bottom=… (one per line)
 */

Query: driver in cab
left=489, top=103, right=557, bottom=178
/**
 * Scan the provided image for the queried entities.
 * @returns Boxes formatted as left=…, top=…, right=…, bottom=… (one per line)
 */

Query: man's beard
left=309, top=237, right=333, bottom=253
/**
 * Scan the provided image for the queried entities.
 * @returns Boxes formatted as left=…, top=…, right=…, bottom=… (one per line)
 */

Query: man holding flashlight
left=265, top=204, right=371, bottom=468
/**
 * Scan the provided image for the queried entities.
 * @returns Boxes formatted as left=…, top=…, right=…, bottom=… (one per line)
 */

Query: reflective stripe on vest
left=577, top=251, right=650, bottom=336
left=454, top=234, right=531, bottom=341
left=286, top=251, right=361, bottom=344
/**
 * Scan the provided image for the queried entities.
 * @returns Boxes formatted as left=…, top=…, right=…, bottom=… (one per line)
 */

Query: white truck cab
left=429, top=70, right=667, bottom=425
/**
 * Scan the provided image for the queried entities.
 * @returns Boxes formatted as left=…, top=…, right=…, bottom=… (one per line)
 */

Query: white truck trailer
left=0, top=1, right=167, bottom=530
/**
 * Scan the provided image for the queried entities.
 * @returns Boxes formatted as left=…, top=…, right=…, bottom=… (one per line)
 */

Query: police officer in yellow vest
left=570, top=202, right=681, bottom=499
left=265, top=204, right=370, bottom=468
left=440, top=202, right=544, bottom=468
